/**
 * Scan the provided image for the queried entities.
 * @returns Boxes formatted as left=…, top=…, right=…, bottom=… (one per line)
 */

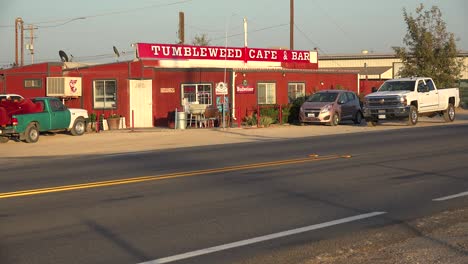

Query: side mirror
left=371, top=87, right=377, bottom=93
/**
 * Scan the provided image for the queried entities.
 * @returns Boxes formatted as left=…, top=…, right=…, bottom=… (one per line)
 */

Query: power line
left=0, top=0, right=192, bottom=28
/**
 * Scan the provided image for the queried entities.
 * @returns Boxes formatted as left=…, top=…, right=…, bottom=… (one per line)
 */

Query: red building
left=0, top=43, right=359, bottom=128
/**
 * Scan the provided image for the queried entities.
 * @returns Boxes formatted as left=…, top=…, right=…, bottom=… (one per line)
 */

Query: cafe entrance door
left=129, top=79, right=153, bottom=127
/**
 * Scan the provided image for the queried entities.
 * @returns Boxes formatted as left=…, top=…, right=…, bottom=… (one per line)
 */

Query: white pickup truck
left=363, top=77, right=460, bottom=126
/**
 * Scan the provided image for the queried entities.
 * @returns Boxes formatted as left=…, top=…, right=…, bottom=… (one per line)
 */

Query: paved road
left=0, top=121, right=467, bottom=263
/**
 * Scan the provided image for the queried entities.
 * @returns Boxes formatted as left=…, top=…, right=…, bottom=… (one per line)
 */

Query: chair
left=203, top=106, right=219, bottom=128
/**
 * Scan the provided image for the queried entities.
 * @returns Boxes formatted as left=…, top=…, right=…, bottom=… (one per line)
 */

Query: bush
left=260, top=106, right=279, bottom=123
left=259, top=116, right=274, bottom=127
left=288, top=96, right=308, bottom=124
left=243, top=115, right=257, bottom=126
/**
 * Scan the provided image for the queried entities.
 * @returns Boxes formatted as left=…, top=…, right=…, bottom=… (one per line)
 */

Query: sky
left=1, top=0, right=467, bottom=67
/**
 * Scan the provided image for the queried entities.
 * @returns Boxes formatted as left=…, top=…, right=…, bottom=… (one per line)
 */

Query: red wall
left=360, top=79, right=385, bottom=96
left=152, top=69, right=229, bottom=126
left=1, top=61, right=359, bottom=128
left=234, top=71, right=359, bottom=121
left=0, top=63, right=62, bottom=98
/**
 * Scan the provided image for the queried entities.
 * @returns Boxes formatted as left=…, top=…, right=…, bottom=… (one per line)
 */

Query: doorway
left=129, top=79, right=153, bottom=127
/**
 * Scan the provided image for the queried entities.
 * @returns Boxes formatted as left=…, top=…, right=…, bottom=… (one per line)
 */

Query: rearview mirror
left=371, top=87, right=378, bottom=93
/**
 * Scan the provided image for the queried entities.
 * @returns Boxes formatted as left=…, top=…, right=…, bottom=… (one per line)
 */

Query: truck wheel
left=71, top=117, right=86, bottom=136
left=0, top=136, right=8, bottom=143
left=408, top=106, right=418, bottom=125
left=329, top=113, right=339, bottom=126
left=443, top=103, right=455, bottom=122
left=24, top=124, right=39, bottom=143
left=353, top=111, right=363, bottom=125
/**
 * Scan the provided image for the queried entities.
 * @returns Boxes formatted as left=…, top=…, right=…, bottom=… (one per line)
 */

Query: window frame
left=257, top=82, right=277, bottom=105
left=181, top=83, right=213, bottom=105
left=24, top=79, right=42, bottom=89
left=93, top=79, right=117, bottom=110
left=287, top=82, right=306, bottom=103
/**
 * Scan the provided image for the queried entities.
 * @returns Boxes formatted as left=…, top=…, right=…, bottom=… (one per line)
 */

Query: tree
left=192, top=34, right=211, bottom=46
left=393, top=4, right=464, bottom=87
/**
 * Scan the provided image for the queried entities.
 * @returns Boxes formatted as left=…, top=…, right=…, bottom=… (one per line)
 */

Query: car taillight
left=12, top=117, right=18, bottom=126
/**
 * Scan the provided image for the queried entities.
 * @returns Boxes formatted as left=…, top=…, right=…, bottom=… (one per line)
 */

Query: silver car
left=299, top=90, right=363, bottom=126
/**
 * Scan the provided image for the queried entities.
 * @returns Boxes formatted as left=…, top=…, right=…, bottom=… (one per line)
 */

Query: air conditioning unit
left=46, top=77, right=82, bottom=97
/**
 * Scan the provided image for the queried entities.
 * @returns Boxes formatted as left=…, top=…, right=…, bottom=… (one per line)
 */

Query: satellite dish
left=113, top=46, right=120, bottom=57
left=59, top=50, right=69, bottom=62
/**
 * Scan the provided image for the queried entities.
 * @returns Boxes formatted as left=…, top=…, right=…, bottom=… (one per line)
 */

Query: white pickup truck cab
left=363, top=77, right=460, bottom=126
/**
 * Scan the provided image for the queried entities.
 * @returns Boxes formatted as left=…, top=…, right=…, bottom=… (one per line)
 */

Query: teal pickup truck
left=0, top=97, right=88, bottom=143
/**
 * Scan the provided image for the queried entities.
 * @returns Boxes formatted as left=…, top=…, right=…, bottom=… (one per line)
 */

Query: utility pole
left=24, top=24, right=38, bottom=64
left=178, top=12, right=185, bottom=44
left=290, top=0, right=294, bottom=50
left=15, top=17, right=24, bottom=66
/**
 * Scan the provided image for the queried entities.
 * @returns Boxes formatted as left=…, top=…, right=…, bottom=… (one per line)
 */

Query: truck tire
left=329, top=113, right=339, bottom=126
left=71, top=117, right=86, bottom=136
left=443, top=103, right=455, bottom=122
left=408, top=105, right=418, bottom=126
left=0, top=136, right=8, bottom=143
left=24, top=123, right=39, bottom=143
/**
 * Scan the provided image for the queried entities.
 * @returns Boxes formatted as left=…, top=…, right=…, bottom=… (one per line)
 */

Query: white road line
left=139, top=211, right=386, bottom=264
left=433, top=191, right=468, bottom=201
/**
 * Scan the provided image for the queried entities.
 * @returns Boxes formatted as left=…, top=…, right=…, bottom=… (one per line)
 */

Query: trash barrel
left=176, top=111, right=187, bottom=129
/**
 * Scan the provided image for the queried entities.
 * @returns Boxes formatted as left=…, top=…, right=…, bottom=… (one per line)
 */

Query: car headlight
left=320, top=104, right=333, bottom=113
left=300, top=106, right=304, bottom=112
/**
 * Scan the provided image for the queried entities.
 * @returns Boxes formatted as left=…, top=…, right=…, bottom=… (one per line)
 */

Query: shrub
left=243, top=115, right=257, bottom=126
left=288, top=96, right=308, bottom=124
left=260, top=106, right=279, bottom=123
left=259, top=116, right=274, bottom=127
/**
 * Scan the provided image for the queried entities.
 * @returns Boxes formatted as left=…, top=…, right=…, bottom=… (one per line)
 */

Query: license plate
left=307, top=113, right=314, bottom=117
left=378, top=114, right=386, bottom=119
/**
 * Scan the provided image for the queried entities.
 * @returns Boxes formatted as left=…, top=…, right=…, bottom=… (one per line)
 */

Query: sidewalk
left=2, top=108, right=468, bottom=158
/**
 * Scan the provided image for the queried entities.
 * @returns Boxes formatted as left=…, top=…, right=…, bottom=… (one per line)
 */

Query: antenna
left=59, top=50, right=69, bottom=62
left=113, top=46, right=120, bottom=58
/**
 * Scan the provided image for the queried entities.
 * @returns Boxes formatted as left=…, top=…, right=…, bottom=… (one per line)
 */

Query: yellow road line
left=0, top=154, right=351, bottom=199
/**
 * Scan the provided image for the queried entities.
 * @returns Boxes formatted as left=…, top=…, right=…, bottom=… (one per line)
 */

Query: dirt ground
left=302, top=207, right=468, bottom=264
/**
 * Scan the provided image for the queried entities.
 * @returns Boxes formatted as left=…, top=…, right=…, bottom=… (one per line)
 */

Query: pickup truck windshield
left=379, top=81, right=415, bottom=92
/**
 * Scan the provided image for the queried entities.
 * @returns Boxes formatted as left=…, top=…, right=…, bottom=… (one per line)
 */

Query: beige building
left=319, top=52, right=468, bottom=105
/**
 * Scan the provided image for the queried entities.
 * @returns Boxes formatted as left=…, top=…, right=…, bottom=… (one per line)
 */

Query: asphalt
left=1, top=108, right=468, bottom=158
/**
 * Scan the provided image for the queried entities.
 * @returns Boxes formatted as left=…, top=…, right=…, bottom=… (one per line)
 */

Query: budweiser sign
left=236, top=86, right=255, bottom=94
left=136, top=43, right=315, bottom=64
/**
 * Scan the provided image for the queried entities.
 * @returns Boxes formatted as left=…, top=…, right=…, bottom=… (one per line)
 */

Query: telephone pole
left=15, top=17, right=24, bottom=66
left=178, top=12, right=185, bottom=44
left=24, top=24, right=38, bottom=64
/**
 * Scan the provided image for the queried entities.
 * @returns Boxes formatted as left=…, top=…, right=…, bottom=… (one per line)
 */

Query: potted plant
left=86, top=113, right=97, bottom=132
left=107, top=113, right=121, bottom=130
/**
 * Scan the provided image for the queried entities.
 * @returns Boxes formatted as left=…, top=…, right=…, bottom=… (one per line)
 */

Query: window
left=93, top=80, right=117, bottom=109
left=181, top=84, right=212, bottom=105
left=417, top=80, right=426, bottom=93
left=338, top=93, right=348, bottom=104
left=258, top=83, right=276, bottom=104
left=24, top=79, right=42, bottom=88
left=347, top=92, right=357, bottom=101
left=288, top=83, right=305, bottom=103
left=49, top=99, right=66, bottom=111
left=426, top=79, right=436, bottom=91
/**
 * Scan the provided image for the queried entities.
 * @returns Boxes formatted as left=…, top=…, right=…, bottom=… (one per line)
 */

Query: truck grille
left=366, top=96, right=402, bottom=108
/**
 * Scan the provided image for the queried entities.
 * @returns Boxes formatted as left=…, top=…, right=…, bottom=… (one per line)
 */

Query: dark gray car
left=299, top=90, right=363, bottom=126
